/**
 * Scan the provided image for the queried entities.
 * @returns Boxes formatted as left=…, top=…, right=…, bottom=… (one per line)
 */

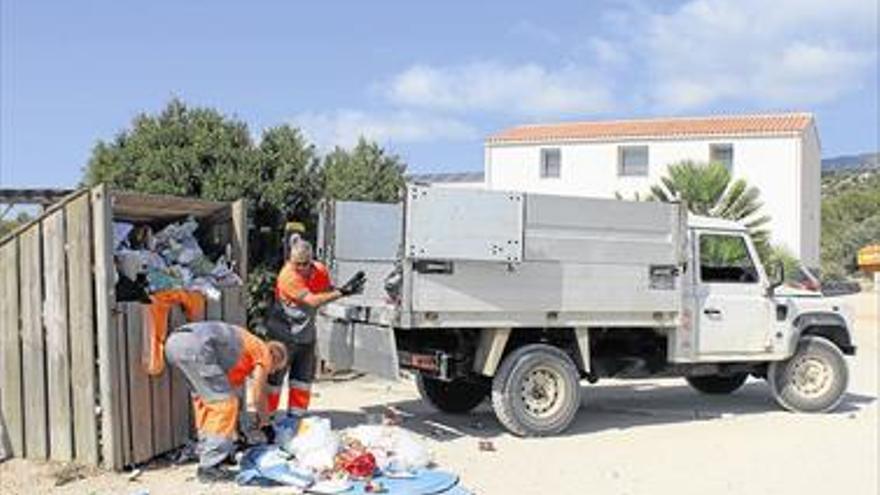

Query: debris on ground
left=234, top=415, right=470, bottom=494
left=126, top=467, right=143, bottom=481
left=477, top=440, right=496, bottom=452
left=51, top=462, right=97, bottom=486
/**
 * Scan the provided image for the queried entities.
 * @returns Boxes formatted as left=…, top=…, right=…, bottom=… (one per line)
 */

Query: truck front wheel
left=768, top=336, right=849, bottom=413
left=416, top=375, right=489, bottom=413
left=686, top=373, right=748, bottom=395
left=491, top=344, right=581, bottom=436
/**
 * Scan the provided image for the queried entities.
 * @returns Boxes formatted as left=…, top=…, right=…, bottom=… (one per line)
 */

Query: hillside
left=821, top=152, right=879, bottom=173
left=820, top=161, right=879, bottom=278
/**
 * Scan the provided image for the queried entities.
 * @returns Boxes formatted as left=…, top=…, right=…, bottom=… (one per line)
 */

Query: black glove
left=338, top=271, right=367, bottom=296
left=261, top=424, right=276, bottom=444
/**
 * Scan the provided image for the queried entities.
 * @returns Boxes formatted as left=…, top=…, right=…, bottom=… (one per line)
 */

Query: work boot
left=196, top=465, right=236, bottom=484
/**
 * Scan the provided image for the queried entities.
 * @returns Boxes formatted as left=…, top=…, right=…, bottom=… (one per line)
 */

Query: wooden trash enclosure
left=0, top=184, right=248, bottom=469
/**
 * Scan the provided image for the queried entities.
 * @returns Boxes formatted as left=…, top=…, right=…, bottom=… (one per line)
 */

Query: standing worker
left=164, top=321, right=289, bottom=483
left=265, top=239, right=366, bottom=416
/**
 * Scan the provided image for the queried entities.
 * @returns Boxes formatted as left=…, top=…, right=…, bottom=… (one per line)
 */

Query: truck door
left=694, top=231, right=772, bottom=357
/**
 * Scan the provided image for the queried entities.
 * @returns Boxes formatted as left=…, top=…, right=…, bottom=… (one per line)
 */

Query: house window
left=710, top=143, right=734, bottom=171
left=540, top=148, right=561, bottom=178
left=618, top=145, right=649, bottom=176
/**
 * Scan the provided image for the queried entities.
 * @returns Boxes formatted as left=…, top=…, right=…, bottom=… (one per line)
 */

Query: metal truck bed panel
left=405, top=186, right=524, bottom=262
left=410, top=260, right=679, bottom=314
left=524, top=195, right=683, bottom=265
left=329, top=201, right=402, bottom=261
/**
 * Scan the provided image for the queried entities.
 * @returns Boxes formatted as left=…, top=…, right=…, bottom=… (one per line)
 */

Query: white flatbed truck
left=316, top=185, right=856, bottom=436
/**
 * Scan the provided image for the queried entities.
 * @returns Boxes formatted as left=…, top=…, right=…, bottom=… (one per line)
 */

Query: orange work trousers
left=143, top=289, right=206, bottom=375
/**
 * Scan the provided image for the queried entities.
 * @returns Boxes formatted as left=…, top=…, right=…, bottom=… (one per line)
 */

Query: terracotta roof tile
left=487, top=112, right=813, bottom=144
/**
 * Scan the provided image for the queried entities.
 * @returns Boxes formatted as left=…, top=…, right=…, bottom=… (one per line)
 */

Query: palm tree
left=649, top=160, right=771, bottom=261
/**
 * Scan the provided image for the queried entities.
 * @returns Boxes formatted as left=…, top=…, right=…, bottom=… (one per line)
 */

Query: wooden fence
left=0, top=185, right=248, bottom=469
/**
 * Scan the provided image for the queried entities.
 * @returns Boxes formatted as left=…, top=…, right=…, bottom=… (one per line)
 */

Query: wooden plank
left=115, top=310, right=131, bottom=467
left=0, top=240, right=24, bottom=457
left=66, top=195, right=98, bottom=464
left=126, top=304, right=153, bottom=464
left=231, top=199, right=248, bottom=283
left=150, top=365, right=173, bottom=456
left=168, top=308, right=192, bottom=448
left=91, top=184, right=122, bottom=469
left=222, top=286, right=247, bottom=326
left=43, top=210, right=73, bottom=461
left=19, top=225, right=47, bottom=459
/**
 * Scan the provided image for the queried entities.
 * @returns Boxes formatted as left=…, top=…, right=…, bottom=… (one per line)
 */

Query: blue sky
left=1, top=0, right=878, bottom=188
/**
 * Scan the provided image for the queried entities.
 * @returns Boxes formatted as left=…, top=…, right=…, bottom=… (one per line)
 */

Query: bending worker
left=164, top=321, right=289, bottom=482
left=266, top=239, right=365, bottom=416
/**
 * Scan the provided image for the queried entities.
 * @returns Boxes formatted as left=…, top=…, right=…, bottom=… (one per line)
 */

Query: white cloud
left=386, top=62, right=614, bottom=117
left=291, top=110, right=477, bottom=149
left=636, top=0, right=877, bottom=110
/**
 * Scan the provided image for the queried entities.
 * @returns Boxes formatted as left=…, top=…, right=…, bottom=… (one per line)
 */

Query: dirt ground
left=1, top=291, right=877, bottom=495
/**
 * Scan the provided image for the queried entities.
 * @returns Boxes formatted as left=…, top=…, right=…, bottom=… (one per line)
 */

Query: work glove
left=338, top=271, right=367, bottom=296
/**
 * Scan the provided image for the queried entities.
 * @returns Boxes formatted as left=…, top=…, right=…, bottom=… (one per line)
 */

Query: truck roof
left=688, top=214, right=748, bottom=232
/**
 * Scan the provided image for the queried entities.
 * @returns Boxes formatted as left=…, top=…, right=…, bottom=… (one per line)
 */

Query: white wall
left=485, top=133, right=818, bottom=264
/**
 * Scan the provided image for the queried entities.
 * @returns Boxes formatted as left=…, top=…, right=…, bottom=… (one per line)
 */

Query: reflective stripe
left=288, top=379, right=312, bottom=391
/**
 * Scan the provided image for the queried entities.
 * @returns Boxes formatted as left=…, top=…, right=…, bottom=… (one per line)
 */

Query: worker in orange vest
left=164, top=321, right=289, bottom=483
left=265, top=238, right=365, bottom=417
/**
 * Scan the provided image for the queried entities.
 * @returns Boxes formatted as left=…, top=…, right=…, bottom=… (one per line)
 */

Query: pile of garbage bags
left=236, top=415, right=470, bottom=494
left=113, top=217, right=242, bottom=302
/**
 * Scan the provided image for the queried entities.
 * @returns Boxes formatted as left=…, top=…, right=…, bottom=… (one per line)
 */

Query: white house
left=483, top=112, right=821, bottom=266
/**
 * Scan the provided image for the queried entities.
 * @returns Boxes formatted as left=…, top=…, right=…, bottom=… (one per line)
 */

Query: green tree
left=322, top=138, right=407, bottom=202
left=649, top=160, right=771, bottom=261
left=85, top=98, right=255, bottom=201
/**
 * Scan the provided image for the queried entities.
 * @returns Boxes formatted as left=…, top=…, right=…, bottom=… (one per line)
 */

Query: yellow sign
left=858, top=244, right=880, bottom=273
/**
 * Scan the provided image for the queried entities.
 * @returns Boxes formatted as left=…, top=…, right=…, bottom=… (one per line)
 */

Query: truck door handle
left=703, top=308, right=722, bottom=316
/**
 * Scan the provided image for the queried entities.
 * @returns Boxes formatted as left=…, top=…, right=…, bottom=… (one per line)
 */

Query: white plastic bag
left=286, top=417, right=340, bottom=472
left=345, top=425, right=432, bottom=474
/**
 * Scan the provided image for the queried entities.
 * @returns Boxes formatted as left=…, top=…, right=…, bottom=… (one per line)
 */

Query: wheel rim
left=520, top=366, right=565, bottom=419
left=790, top=355, right=833, bottom=398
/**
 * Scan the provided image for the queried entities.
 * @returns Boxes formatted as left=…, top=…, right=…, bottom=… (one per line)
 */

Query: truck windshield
left=699, top=234, right=758, bottom=283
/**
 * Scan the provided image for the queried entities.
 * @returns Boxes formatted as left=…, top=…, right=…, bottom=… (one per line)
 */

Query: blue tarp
left=235, top=445, right=472, bottom=494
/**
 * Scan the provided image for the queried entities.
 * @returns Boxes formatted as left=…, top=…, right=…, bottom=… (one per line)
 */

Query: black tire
left=686, top=373, right=749, bottom=395
left=491, top=344, right=581, bottom=436
left=768, top=336, right=849, bottom=413
left=416, top=375, right=489, bottom=413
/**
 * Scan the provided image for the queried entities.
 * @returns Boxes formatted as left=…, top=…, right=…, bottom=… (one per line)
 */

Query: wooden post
left=231, top=199, right=248, bottom=285
left=66, top=194, right=99, bottom=464
left=20, top=225, right=48, bottom=459
left=91, top=184, right=122, bottom=469
left=0, top=240, right=23, bottom=457
left=43, top=210, right=74, bottom=461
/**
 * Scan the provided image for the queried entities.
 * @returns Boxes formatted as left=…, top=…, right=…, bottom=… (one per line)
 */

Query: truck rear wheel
left=491, top=344, right=581, bottom=436
left=416, top=375, right=489, bottom=413
left=686, top=373, right=748, bottom=395
left=769, top=336, right=848, bottom=413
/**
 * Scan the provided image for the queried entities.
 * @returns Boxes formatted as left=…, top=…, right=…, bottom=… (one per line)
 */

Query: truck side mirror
left=766, top=260, right=784, bottom=297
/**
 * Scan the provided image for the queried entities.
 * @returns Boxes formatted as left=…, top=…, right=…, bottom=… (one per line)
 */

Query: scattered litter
left=477, top=440, right=495, bottom=452
left=364, top=479, right=386, bottom=493
left=127, top=468, right=143, bottom=481
left=51, top=463, right=93, bottom=486
left=310, top=478, right=353, bottom=494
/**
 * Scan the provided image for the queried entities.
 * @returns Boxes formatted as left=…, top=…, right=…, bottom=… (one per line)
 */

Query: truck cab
left=317, top=186, right=856, bottom=436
